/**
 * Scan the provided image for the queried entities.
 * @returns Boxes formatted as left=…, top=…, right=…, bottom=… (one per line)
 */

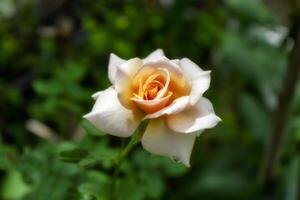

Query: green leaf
left=78, top=157, right=102, bottom=169
left=142, top=170, right=164, bottom=199
left=17, top=144, right=82, bottom=200
left=116, top=176, right=146, bottom=200
left=0, top=144, right=17, bottom=170
left=78, top=171, right=110, bottom=200
left=226, top=0, right=273, bottom=24
left=160, top=158, right=188, bottom=177
left=239, top=93, right=270, bottom=142
left=1, top=170, right=32, bottom=199
left=59, top=148, right=89, bottom=163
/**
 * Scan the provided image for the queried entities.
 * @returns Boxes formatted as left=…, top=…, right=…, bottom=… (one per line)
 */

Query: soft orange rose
left=84, top=49, right=220, bottom=166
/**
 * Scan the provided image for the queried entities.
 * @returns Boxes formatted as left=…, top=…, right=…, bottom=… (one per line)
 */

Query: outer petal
left=166, top=97, right=221, bottom=133
left=91, top=91, right=102, bottom=100
left=83, top=87, right=140, bottom=137
left=117, top=58, right=143, bottom=78
left=143, top=49, right=165, bottom=63
left=144, top=56, right=183, bottom=75
left=180, top=58, right=204, bottom=75
left=141, top=118, right=196, bottom=167
left=108, top=53, right=126, bottom=84
left=180, top=58, right=211, bottom=105
left=189, top=71, right=211, bottom=105
left=171, top=59, right=180, bottom=65
left=115, top=58, right=144, bottom=109
left=144, top=96, right=190, bottom=119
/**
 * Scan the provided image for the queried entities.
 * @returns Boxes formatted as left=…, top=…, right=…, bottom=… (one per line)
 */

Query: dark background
left=1, top=0, right=300, bottom=199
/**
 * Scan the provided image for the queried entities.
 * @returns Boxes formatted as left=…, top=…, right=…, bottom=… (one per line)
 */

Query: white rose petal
left=180, top=58, right=211, bottom=105
left=91, top=91, right=102, bottom=100
left=108, top=53, right=126, bottom=84
left=180, top=57, right=204, bottom=74
left=143, top=49, right=165, bottom=63
left=141, top=118, right=196, bottom=167
left=114, top=58, right=144, bottom=109
left=143, top=57, right=183, bottom=75
left=84, top=87, right=140, bottom=137
left=166, top=97, right=221, bottom=133
left=189, top=71, right=211, bottom=105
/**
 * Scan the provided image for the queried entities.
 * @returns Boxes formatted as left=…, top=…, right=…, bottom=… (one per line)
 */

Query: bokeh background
left=1, top=0, right=300, bottom=199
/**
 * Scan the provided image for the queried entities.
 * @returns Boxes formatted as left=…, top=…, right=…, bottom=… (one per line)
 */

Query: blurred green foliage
left=0, top=0, right=299, bottom=199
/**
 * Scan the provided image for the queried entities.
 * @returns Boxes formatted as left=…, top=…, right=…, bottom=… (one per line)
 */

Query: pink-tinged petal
left=131, top=92, right=173, bottom=114
left=144, top=96, right=190, bottom=119
left=143, top=49, right=165, bottom=63
left=180, top=58, right=211, bottom=105
left=166, top=97, right=221, bottom=134
left=114, top=58, right=143, bottom=109
left=83, top=87, right=141, bottom=137
left=141, top=118, right=196, bottom=167
left=108, top=53, right=126, bottom=84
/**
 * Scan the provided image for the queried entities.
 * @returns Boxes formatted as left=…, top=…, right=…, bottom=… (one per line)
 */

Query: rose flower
left=84, top=49, right=221, bottom=166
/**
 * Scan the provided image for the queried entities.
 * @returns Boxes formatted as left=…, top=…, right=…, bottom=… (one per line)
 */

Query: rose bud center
left=131, top=68, right=173, bottom=113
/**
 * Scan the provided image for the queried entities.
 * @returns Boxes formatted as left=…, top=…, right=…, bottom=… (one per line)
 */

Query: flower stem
left=109, top=120, right=149, bottom=200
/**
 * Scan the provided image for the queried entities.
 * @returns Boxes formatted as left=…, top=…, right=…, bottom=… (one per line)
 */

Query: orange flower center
left=137, top=73, right=165, bottom=100
left=130, top=66, right=190, bottom=114
left=131, top=69, right=174, bottom=113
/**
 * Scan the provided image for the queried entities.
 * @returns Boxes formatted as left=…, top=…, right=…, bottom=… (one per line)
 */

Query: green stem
left=118, top=135, right=138, bottom=164
left=109, top=120, right=149, bottom=200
